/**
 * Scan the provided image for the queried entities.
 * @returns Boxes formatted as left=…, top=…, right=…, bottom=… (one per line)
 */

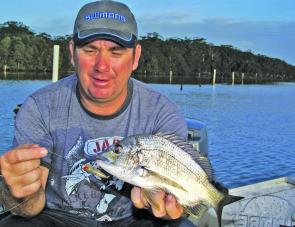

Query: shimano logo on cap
left=85, top=12, right=126, bottom=23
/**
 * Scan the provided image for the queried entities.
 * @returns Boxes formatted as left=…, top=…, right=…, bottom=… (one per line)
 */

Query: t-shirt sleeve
left=152, top=97, right=188, bottom=140
left=13, top=96, right=53, bottom=167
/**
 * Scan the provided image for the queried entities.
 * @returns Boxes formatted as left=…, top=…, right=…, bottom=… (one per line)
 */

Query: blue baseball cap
left=73, top=0, right=138, bottom=47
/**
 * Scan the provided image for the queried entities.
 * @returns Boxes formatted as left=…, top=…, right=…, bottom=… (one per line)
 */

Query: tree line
left=1, top=21, right=295, bottom=83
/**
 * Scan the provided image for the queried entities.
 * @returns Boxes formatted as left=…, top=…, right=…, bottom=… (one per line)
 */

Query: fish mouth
left=92, top=153, right=116, bottom=179
left=96, top=160, right=118, bottom=179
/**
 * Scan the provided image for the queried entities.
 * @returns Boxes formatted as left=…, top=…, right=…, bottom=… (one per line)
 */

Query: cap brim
left=74, top=28, right=137, bottom=48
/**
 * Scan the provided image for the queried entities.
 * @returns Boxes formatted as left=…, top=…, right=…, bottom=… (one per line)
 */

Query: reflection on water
left=0, top=78, right=295, bottom=188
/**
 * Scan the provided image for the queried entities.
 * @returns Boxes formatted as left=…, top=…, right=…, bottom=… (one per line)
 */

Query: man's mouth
left=92, top=77, right=110, bottom=86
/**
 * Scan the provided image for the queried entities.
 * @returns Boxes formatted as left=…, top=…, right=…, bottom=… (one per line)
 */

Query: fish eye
left=114, top=143, right=122, bottom=154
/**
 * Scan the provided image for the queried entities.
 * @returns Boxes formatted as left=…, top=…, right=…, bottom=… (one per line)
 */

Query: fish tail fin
left=216, top=194, right=243, bottom=227
left=211, top=180, right=243, bottom=227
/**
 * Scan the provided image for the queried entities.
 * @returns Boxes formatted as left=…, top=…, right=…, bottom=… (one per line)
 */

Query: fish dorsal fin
left=155, top=132, right=214, bottom=181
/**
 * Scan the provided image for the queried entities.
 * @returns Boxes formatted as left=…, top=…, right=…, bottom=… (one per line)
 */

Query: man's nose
left=94, top=53, right=110, bottom=72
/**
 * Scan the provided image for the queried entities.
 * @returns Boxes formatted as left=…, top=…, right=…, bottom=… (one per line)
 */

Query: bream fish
left=95, top=133, right=242, bottom=225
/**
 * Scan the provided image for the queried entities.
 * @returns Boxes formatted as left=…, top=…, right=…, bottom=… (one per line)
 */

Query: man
left=0, top=1, right=193, bottom=226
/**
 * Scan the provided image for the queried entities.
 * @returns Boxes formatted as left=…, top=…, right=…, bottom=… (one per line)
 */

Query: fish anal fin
left=184, top=203, right=208, bottom=219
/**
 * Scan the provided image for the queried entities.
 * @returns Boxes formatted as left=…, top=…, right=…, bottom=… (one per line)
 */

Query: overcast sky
left=1, top=0, right=294, bottom=65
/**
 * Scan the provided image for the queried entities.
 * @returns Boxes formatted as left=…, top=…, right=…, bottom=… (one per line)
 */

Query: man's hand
left=131, top=186, right=184, bottom=219
left=0, top=144, right=48, bottom=199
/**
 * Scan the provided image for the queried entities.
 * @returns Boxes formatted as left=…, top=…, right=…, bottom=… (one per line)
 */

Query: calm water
left=0, top=79, right=295, bottom=188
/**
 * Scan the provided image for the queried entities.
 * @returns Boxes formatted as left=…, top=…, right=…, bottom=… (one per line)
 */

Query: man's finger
left=10, top=179, right=42, bottom=198
left=140, top=190, right=150, bottom=208
left=150, top=190, right=166, bottom=218
left=3, top=146, right=47, bottom=164
left=165, top=194, right=184, bottom=219
left=16, top=144, right=41, bottom=149
left=16, top=168, right=42, bottom=186
left=131, top=187, right=145, bottom=209
left=4, top=166, right=39, bottom=186
left=10, top=159, right=41, bottom=176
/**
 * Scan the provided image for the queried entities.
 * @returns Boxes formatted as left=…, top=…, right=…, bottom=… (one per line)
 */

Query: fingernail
left=39, top=148, right=48, bottom=156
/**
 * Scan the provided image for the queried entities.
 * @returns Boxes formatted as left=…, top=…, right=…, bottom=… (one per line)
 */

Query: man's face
left=69, top=39, right=141, bottom=112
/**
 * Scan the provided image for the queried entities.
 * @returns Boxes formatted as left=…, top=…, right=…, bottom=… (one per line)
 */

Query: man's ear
left=132, top=44, right=142, bottom=71
left=69, top=40, right=75, bottom=67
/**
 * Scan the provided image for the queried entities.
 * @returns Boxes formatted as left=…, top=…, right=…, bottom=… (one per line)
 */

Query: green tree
left=0, top=36, right=11, bottom=67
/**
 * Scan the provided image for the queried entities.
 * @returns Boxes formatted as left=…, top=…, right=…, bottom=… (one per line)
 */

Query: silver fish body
left=97, top=133, right=229, bottom=219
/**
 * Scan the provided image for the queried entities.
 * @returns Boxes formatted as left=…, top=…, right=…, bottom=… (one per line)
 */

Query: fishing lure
left=82, top=163, right=109, bottom=179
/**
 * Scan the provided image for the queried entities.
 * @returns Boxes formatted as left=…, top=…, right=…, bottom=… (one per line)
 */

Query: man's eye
left=83, top=49, right=96, bottom=54
left=111, top=47, right=126, bottom=56
left=112, top=50, right=124, bottom=56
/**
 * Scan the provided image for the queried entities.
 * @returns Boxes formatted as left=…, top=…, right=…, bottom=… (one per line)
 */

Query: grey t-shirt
left=13, top=74, right=187, bottom=221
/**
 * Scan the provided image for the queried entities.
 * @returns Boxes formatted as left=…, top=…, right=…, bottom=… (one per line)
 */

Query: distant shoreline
left=1, top=72, right=294, bottom=84
left=1, top=22, right=295, bottom=84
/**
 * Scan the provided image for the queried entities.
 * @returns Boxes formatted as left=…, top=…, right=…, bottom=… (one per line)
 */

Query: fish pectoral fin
left=141, top=188, right=163, bottom=210
left=143, top=167, right=188, bottom=192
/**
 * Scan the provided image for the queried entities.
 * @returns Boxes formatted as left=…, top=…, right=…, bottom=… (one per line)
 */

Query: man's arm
left=0, top=144, right=49, bottom=217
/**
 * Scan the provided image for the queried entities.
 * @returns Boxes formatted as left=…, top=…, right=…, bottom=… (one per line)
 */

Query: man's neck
left=80, top=93, right=127, bottom=116
left=76, top=81, right=132, bottom=117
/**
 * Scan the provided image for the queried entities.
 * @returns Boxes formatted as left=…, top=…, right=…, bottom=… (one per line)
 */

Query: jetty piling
left=169, top=69, right=173, bottom=84
left=232, top=71, right=235, bottom=85
left=3, top=65, right=7, bottom=79
left=212, top=69, right=216, bottom=85
left=52, top=45, right=60, bottom=82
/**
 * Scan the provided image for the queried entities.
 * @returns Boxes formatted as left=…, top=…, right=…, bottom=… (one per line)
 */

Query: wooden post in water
left=169, top=69, right=173, bottom=84
left=212, top=69, right=216, bottom=86
left=232, top=71, right=235, bottom=85
left=4, top=64, right=7, bottom=73
left=3, top=65, right=7, bottom=79
left=52, top=45, right=60, bottom=82
left=242, top=73, right=244, bottom=85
